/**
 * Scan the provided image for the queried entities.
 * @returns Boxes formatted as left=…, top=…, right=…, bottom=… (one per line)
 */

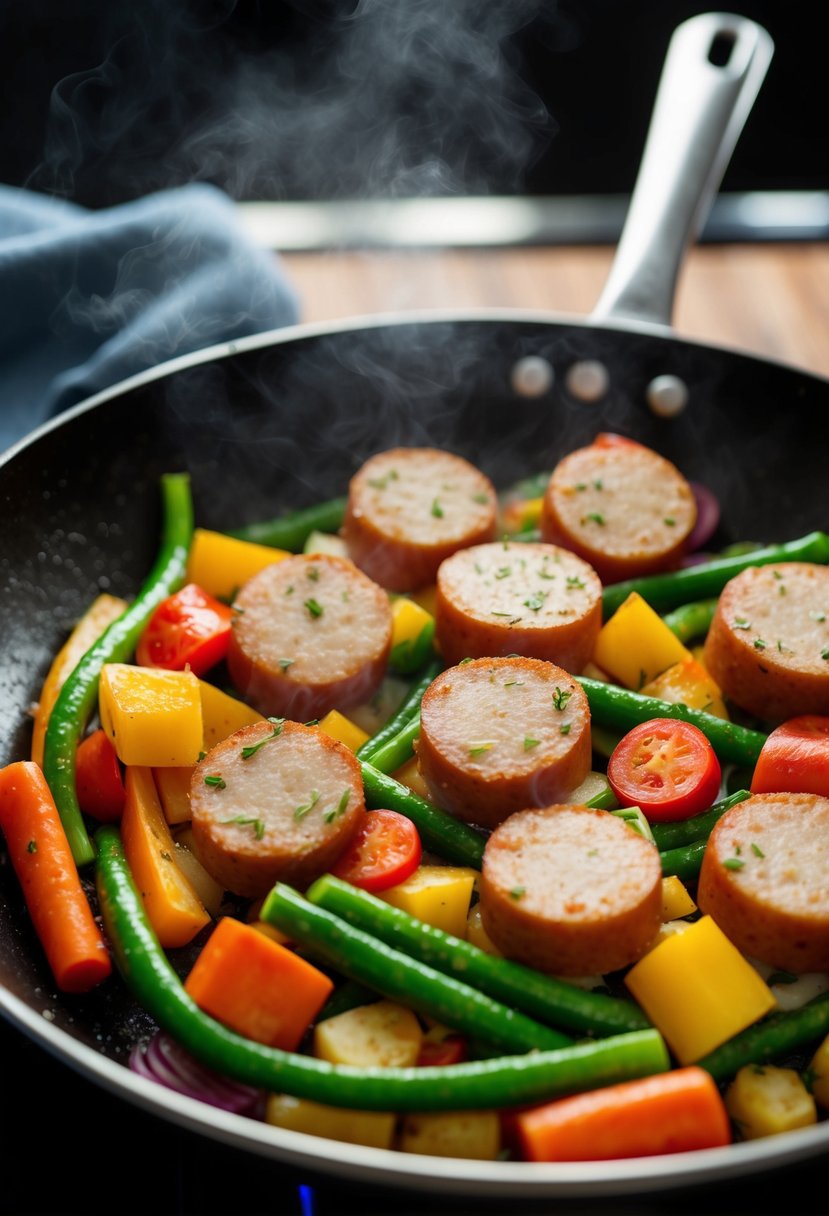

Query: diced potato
left=593, top=592, right=693, bottom=689
left=641, top=656, right=729, bottom=720
left=392, top=756, right=435, bottom=803
left=153, top=766, right=193, bottom=825
left=725, top=1064, right=817, bottom=1139
left=580, top=659, right=611, bottom=683
left=302, top=530, right=349, bottom=559
left=186, top=528, right=289, bottom=601
left=466, top=904, right=502, bottom=955
left=808, top=1035, right=829, bottom=1110
left=624, top=915, right=776, bottom=1064
left=379, top=865, right=478, bottom=939
left=397, top=1110, right=501, bottom=1160
left=660, top=875, right=697, bottom=921
left=317, top=709, right=370, bottom=753
left=265, top=1093, right=395, bottom=1149
left=568, top=769, right=617, bottom=809
left=313, top=999, right=423, bottom=1068
left=199, top=680, right=264, bottom=747
left=99, top=664, right=203, bottom=767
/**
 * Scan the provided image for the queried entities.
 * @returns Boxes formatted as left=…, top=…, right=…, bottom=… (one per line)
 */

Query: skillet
left=1, top=11, right=828, bottom=1203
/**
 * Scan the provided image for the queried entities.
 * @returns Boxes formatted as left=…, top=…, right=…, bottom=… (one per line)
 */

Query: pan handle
left=591, top=12, right=774, bottom=330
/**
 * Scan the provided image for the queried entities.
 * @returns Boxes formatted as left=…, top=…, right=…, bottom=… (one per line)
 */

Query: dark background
left=1, top=0, right=825, bottom=211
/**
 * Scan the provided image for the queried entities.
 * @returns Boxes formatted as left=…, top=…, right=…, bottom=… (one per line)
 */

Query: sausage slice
left=342, top=447, right=497, bottom=592
left=702, top=563, right=829, bottom=723
left=540, top=436, right=696, bottom=582
left=435, top=541, right=602, bottom=671
left=190, top=720, right=365, bottom=897
left=415, top=657, right=591, bottom=830
left=697, top=792, right=829, bottom=973
left=227, top=553, right=392, bottom=721
left=480, top=805, right=662, bottom=976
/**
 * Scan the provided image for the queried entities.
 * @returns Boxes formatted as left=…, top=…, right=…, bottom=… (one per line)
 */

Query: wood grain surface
left=281, top=243, right=829, bottom=379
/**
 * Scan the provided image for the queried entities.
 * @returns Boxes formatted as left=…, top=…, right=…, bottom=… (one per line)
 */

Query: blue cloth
left=0, top=184, right=300, bottom=453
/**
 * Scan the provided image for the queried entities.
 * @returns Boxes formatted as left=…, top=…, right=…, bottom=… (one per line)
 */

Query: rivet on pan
left=564, top=360, right=609, bottom=402
left=646, top=374, right=689, bottom=417
left=511, top=356, right=554, bottom=398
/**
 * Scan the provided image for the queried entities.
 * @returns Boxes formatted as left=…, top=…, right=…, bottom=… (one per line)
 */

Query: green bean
left=697, top=992, right=829, bottom=1084
left=307, top=875, right=651, bottom=1038
left=226, top=497, right=347, bottom=552
left=661, top=598, right=719, bottom=645
left=363, top=716, right=419, bottom=776
left=355, top=658, right=441, bottom=764
left=650, top=790, right=751, bottom=852
left=360, top=762, right=486, bottom=868
left=659, top=838, right=707, bottom=883
left=262, top=883, right=572, bottom=1055
left=43, top=474, right=193, bottom=867
left=95, top=825, right=667, bottom=1110
left=389, top=619, right=437, bottom=676
left=602, top=531, right=829, bottom=618
left=576, top=677, right=767, bottom=768
left=316, top=979, right=378, bottom=1023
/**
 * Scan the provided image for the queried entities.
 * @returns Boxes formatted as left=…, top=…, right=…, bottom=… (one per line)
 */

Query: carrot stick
left=515, top=1066, right=731, bottom=1161
left=0, top=761, right=112, bottom=993
left=75, top=729, right=126, bottom=822
left=30, top=594, right=128, bottom=768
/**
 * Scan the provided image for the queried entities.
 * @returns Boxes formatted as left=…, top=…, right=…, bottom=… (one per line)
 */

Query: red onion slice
left=686, top=481, right=721, bottom=553
left=130, top=1031, right=263, bottom=1117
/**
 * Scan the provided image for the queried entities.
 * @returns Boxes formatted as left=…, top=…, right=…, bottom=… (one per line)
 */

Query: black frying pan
left=2, top=12, right=828, bottom=1207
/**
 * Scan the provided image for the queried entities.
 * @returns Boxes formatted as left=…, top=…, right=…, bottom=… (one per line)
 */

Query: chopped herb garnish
left=474, top=562, right=484, bottom=575
left=523, top=736, right=540, bottom=750
left=204, top=774, right=227, bottom=790
left=495, top=566, right=512, bottom=580
left=504, top=679, right=524, bottom=688
left=566, top=575, right=585, bottom=590
left=430, top=498, right=444, bottom=518
left=323, top=789, right=351, bottom=824
left=581, top=512, right=605, bottom=526
left=304, top=597, right=324, bottom=619
left=278, top=658, right=295, bottom=670
left=472, top=493, right=490, bottom=504
left=221, top=815, right=266, bottom=840
left=751, top=842, right=765, bottom=857
left=733, top=618, right=751, bottom=629
left=593, top=479, right=603, bottom=490
left=523, top=592, right=546, bottom=611
left=810, top=610, right=826, bottom=622
left=663, top=517, right=676, bottom=527
left=240, top=718, right=284, bottom=759
left=723, top=857, right=745, bottom=871
left=538, top=569, right=557, bottom=580
left=458, top=656, right=474, bottom=665
left=575, top=483, right=587, bottom=491
left=822, top=647, right=829, bottom=661
left=294, top=790, right=321, bottom=820
left=552, top=686, right=572, bottom=711
left=753, top=638, right=767, bottom=650
left=198, top=750, right=207, bottom=762
left=285, top=585, right=295, bottom=595
left=468, top=742, right=494, bottom=758
left=26, top=840, right=37, bottom=854
left=559, top=723, right=572, bottom=735
left=509, top=887, right=526, bottom=901
left=306, top=566, right=320, bottom=581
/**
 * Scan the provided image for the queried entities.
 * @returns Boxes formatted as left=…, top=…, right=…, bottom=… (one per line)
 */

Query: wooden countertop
left=281, top=243, right=829, bottom=380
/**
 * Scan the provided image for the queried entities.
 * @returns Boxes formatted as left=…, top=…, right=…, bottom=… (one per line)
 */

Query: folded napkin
left=0, top=183, right=300, bottom=453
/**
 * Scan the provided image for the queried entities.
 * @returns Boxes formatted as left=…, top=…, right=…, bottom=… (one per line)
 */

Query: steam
left=29, top=0, right=555, bottom=205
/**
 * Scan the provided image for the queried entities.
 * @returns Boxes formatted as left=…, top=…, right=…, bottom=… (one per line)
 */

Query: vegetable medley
left=2, top=431, right=829, bottom=1167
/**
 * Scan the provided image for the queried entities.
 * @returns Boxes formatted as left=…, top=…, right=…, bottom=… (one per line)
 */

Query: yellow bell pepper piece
left=392, top=756, right=435, bottom=803
left=592, top=591, right=693, bottom=689
left=660, top=875, right=697, bottom=921
left=379, top=864, right=478, bottom=939
left=391, top=596, right=434, bottom=648
left=641, top=656, right=729, bottom=720
left=501, top=495, right=544, bottom=534
left=808, top=1036, right=829, bottom=1110
left=265, top=1093, right=395, bottom=1148
left=170, top=826, right=225, bottom=918
left=99, top=664, right=203, bottom=767
left=199, top=680, right=264, bottom=748
left=624, top=915, right=776, bottom=1064
left=313, top=999, right=423, bottom=1067
left=317, top=709, right=370, bottom=753
left=725, top=1064, right=817, bottom=1139
left=31, top=593, right=128, bottom=767
left=121, top=766, right=210, bottom=947
left=186, top=528, right=289, bottom=601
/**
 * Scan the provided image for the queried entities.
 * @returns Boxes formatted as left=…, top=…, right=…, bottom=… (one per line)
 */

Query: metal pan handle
left=591, top=12, right=774, bottom=330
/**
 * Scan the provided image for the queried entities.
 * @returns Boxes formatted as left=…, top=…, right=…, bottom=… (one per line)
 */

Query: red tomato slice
left=607, top=718, right=722, bottom=822
left=416, top=1034, right=468, bottom=1067
left=75, top=728, right=126, bottom=822
left=750, top=715, right=829, bottom=796
left=330, top=809, right=422, bottom=893
left=136, top=583, right=234, bottom=676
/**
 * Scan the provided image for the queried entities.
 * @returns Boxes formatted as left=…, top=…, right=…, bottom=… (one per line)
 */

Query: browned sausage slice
left=480, top=805, right=662, bottom=976
left=702, top=563, right=829, bottom=723
left=226, top=553, right=392, bottom=721
left=697, top=791, right=829, bottom=973
left=190, top=720, right=365, bottom=897
left=415, top=657, right=591, bottom=830
left=435, top=541, right=602, bottom=671
left=342, top=447, right=497, bottom=592
left=540, top=436, right=696, bottom=583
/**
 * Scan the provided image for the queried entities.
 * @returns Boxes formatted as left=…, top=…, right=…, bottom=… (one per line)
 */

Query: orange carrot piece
left=30, top=594, right=128, bottom=767
left=0, top=761, right=112, bottom=993
left=184, top=915, right=334, bottom=1050
left=75, top=729, right=126, bottom=822
left=121, top=766, right=210, bottom=948
left=515, top=1066, right=732, bottom=1162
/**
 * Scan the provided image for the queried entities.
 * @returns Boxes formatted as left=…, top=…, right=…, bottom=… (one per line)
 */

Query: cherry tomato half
left=136, top=583, right=234, bottom=676
left=607, top=718, right=722, bottom=822
left=416, top=1033, right=468, bottom=1067
left=750, top=715, right=829, bottom=797
left=330, top=809, right=422, bottom=893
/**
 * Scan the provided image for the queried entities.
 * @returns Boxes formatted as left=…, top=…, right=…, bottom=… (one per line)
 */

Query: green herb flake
left=240, top=718, right=285, bottom=759
left=26, top=840, right=37, bottom=854
left=503, top=679, right=524, bottom=688
left=810, top=610, right=826, bottom=623
left=430, top=498, right=444, bottom=519
left=663, top=517, right=676, bottom=527
left=304, top=597, right=324, bottom=619
left=468, top=742, right=494, bottom=758
left=750, top=842, right=765, bottom=858
left=581, top=512, right=605, bottom=526
left=198, top=750, right=207, bottom=762
left=753, top=637, right=767, bottom=650
left=509, top=887, right=526, bottom=901
left=278, top=658, right=295, bottom=670
left=523, top=736, right=540, bottom=751
left=284, top=585, right=295, bottom=596
left=324, top=789, right=351, bottom=824
left=306, top=566, right=320, bottom=582
left=575, top=483, right=587, bottom=491
left=723, top=857, right=745, bottom=871
left=559, top=723, right=572, bottom=735
left=294, top=790, right=321, bottom=821
left=458, top=656, right=474, bottom=665
left=822, top=647, right=829, bottom=661
left=733, top=617, right=751, bottom=630
left=566, top=575, right=585, bottom=590
left=552, top=686, right=572, bottom=711
left=472, top=493, right=490, bottom=505
left=593, top=479, right=603, bottom=490
left=538, top=569, right=557, bottom=580
left=204, top=774, right=227, bottom=790
left=495, top=566, right=512, bottom=580
left=523, top=592, right=546, bottom=612
left=221, top=815, right=266, bottom=841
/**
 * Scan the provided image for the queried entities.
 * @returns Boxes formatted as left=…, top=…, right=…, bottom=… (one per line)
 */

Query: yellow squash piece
left=199, top=680, right=264, bottom=748
left=31, top=593, right=128, bottom=767
left=379, top=865, right=478, bottom=939
left=593, top=591, right=693, bottom=689
left=641, top=656, right=729, bottom=720
left=99, top=664, right=203, bottom=766
left=392, top=756, right=435, bottom=803
left=725, top=1064, right=817, bottom=1139
left=121, top=766, right=210, bottom=947
left=809, top=1036, right=829, bottom=1110
left=317, top=709, right=370, bottom=753
left=265, top=1093, right=395, bottom=1149
left=660, top=876, right=697, bottom=921
left=172, top=825, right=225, bottom=918
left=152, top=766, right=193, bottom=825
left=313, top=999, right=423, bottom=1068
left=186, top=528, right=289, bottom=601
left=397, top=1110, right=501, bottom=1160
left=624, top=915, right=776, bottom=1064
